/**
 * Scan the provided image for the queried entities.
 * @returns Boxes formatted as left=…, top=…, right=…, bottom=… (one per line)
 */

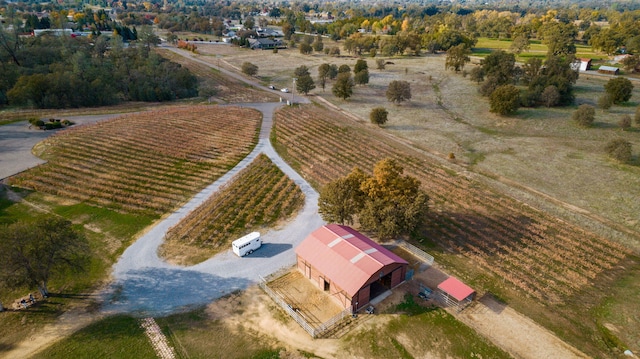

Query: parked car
left=365, top=305, right=375, bottom=314
left=280, top=88, right=290, bottom=93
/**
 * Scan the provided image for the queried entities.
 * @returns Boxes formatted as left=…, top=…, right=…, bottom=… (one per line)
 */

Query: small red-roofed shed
left=295, top=224, right=408, bottom=311
left=437, top=277, right=476, bottom=309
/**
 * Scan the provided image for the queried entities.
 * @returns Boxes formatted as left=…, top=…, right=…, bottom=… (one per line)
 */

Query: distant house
left=613, top=54, right=631, bottom=64
left=33, top=28, right=72, bottom=37
left=256, top=28, right=283, bottom=38
left=578, top=58, right=592, bottom=72
left=598, top=66, right=620, bottom=75
left=248, top=38, right=283, bottom=50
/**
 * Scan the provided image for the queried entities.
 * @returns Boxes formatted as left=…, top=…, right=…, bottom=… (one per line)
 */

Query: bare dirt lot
left=267, top=270, right=344, bottom=325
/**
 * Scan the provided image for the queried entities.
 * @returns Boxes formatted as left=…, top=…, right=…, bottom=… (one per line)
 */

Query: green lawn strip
left=32, top=315, right=156, bottom=359
left=589, top=255, right=640, bottom=355
left=472, top=37, right=608, bottom=62
left=343, top=294, right=511, bottom=358
left=53, top=202, right=156, bottom=259
left=0, top=189, right=154, bottom=351
left=155, top=308, right=282, bottom=359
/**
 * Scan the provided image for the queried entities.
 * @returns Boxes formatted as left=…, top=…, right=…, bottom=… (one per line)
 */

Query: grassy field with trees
left=3, top=0, right=640, bottom=357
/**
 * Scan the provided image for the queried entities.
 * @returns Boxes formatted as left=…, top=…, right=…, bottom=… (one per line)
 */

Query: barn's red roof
left=437, top=277, right=475, bottom=301
left=295, top=224, right=408, bottom=297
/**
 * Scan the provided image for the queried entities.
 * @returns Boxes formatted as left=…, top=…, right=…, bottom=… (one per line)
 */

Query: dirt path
left=413, top=266, right=589, bottom=359
left=458, top=295, right=589, bottom=359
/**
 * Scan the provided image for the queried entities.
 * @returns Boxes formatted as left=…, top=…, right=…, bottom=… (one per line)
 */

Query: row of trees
left=0, top=31, right=197, bottom=108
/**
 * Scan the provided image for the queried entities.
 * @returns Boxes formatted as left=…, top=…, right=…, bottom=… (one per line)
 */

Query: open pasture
left=473, top=37, right=607, bottom=61
left=156, top=49, right=280, bottom=103
left=161, top=153, right=304, bottom=265
left=10, top=106, right=261, bottom=216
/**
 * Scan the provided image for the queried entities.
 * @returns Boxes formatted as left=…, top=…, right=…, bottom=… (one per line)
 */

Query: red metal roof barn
left=295, top=224, right=408, bottom=311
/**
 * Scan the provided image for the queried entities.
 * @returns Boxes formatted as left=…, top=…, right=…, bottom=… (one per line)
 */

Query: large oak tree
left=0, top=217, right=90, bottom=297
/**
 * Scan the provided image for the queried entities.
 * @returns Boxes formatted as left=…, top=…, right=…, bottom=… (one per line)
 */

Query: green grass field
left=473, top=37, right=609, bottom=61
left=33, top=315, right=157, bottom=359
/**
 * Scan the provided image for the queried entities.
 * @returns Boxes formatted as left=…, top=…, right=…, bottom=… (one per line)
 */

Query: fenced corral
left=398, top=241, right=435, bottom=267
left=436, top=290, right=474, bottom=312
left=258, top=274, right=353, bottom=338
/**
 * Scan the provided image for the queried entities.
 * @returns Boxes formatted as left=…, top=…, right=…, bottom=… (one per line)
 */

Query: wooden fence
left=399, top=241, right=435, bottom=267
left=258, top=276, right=352, bottom=338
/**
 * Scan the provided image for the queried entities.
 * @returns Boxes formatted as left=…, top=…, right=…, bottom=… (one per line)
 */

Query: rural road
left=103, top=101, right=325, bottom=316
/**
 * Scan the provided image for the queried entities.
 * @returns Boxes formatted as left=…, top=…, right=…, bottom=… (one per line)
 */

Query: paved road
left=103, top=102, right=325, bottom=316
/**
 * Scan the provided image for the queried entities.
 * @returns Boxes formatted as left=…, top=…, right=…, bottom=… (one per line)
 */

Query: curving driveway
left=103, top=101, right=325, bottom=316
left=0, top=49, right=321, bottom=316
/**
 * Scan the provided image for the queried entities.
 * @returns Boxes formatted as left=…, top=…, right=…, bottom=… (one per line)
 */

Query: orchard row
left=12, top=106, right=261, bottom=216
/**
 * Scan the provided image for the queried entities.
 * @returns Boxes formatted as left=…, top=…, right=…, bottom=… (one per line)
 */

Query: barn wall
left=297, top=253, right=408, bottom=311
left=361, top=262, right=408, bottom=289
left=390, top=266, right=405, bottom=288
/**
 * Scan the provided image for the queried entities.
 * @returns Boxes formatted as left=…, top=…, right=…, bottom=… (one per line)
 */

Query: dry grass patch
left=214, top=41, right=640, bottom=236
left=156, top=48, right=280, bottom=103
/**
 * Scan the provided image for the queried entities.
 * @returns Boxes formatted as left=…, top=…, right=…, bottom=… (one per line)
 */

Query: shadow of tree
left=102, top=268, right=253, bottom=317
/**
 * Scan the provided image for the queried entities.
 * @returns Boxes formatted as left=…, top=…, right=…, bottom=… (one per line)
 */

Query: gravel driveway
left=104, top=102, right=325, bottom=316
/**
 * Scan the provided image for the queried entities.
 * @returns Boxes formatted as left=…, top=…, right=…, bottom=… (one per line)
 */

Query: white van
left=232, top=232, right=261, bottom=257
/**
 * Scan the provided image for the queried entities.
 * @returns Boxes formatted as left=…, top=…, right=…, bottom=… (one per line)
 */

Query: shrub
left=299, top=43, right=313, bottom=55
left=376, top=59, right=386, bottom=70
left=520, top=90, right=540, bottom=107
left=619, top=115, right=632, bottom=130
left=541, top=85, right=560, bottom=107
left=370, top=107, right=388, bottom=126
left=354, top=69, right=369, bottom=85
left=598, top=93, right=613, bottom=110
left=489, top=85, right=520, bottom=115
left=572, top=104, right=596, bottom=127
left=241, top=62, right=258, bottom=76
left=386, top=80, right=412, bottom=104
left=604, top=138, right=632, bottom=162
left=635, top=107, right=640, bottom=126
left=604, top=77, right=634, bottom=104
left=338, top=64, right=351, bottom=73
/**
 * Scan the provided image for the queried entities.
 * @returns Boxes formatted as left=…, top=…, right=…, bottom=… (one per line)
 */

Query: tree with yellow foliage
left=318, top=159, right=429, bottom=238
